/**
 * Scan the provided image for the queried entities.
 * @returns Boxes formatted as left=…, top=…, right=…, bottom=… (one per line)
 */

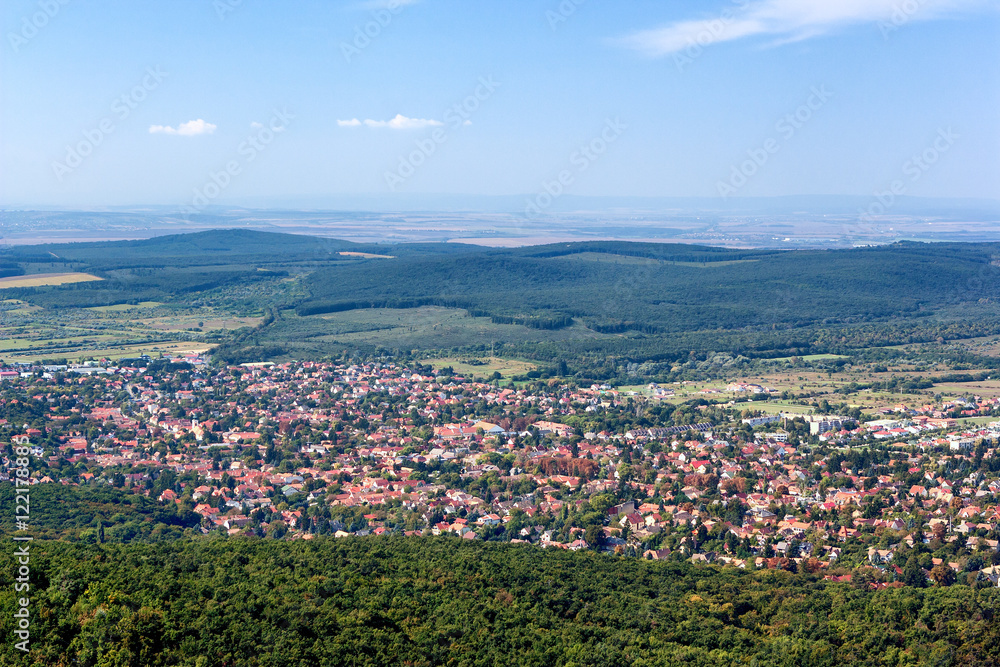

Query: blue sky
left=2, top=0, right=998, bottom=208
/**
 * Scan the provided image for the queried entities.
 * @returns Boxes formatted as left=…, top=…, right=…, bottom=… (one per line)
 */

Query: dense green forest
left=0, top=485, right=200, bottom=543
left=297, top=240, right=1000, bottom=333
left=0, top=230, right=479, bottom=309
left=5, top=230, right=1000, bottom=366
left=1, top=536, right=997, bottom=666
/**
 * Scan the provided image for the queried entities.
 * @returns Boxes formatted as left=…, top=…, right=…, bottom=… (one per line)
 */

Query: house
left=533, top=421, right=574, bottom=438
left=728, top=383, right=766, bottom=394
left=618, top=512, right=645, bottom=531
left=980, top=565, right=1000, bottom=586
left=473, top=421, right=506, bottom=436
left=433, top=424, right=479, bottom=440
left=608, top=500, right=636, bottom=516
left=868, top=547, right=895, bottom=565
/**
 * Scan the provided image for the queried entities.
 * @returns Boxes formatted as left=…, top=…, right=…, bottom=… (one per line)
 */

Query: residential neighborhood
left=4, top=356, right=1000, bottom=588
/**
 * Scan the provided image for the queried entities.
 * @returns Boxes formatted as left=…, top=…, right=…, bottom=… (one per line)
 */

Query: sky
left=1, top=0, right=999, bottom=209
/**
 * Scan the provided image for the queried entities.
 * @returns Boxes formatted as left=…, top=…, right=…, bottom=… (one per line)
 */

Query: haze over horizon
left=3, top=0, right=999, bottom=212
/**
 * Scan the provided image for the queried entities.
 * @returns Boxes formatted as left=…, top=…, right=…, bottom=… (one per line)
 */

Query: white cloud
left=338, top=114, right=443, bottom=129
left=149, top=119, right=217, bottom=136
left=617, top=0, right=991, bottom=56
left=250, top=121, right=263, bottom=129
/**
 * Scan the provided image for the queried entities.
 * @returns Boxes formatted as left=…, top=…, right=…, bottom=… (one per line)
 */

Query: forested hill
left=3, top=228, right=483, bottom=269
left=297, top=240, right=1000, bottom=332
left=1, top=536, right=997, bottom=666
left=5, top=230, right=1000, bottom=362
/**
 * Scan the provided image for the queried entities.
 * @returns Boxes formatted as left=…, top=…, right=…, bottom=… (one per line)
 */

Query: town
left=3, top=354, right=1000, bottom=590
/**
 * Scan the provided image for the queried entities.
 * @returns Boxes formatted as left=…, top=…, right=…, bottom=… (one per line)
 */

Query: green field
left=738, top=400, right=815, bottom=414
left=0, top=297, right=234, bottom=363
left=423, top=355, right=538, bottom=377
left=957, top=416, right=998, bottom=426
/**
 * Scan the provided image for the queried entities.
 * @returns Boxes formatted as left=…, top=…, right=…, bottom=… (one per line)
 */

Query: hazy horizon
left=4, top=193, right=1000, bottom=250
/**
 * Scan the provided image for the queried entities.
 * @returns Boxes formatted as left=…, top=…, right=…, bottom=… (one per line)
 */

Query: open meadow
left=422, top=356, right=538, bottom=378
left=0, top=298, right=240, bottom=363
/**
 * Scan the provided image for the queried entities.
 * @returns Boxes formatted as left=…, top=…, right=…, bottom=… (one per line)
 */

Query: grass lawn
left=737, top=400, right=815, bottom=415
left=956, top=416, right=998, bottom=426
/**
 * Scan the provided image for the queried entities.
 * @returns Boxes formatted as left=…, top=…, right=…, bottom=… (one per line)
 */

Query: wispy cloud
left=338, top=114, right=444, bottom=129
left=149, top=119, right=217, bottom=136
left=617, top=0, right=991, bottom=56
